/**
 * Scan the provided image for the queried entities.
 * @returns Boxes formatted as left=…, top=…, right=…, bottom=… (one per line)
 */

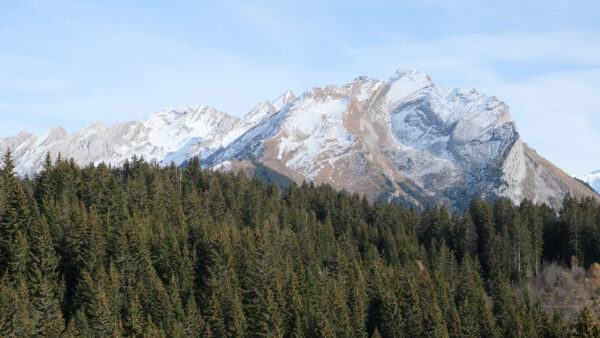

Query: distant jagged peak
left=47, top=125, right=67, bottom=137
left=147, top=105, right=232, bottom=125
left=389, top=68, right=432, bottom=83
left=14, top=130, right=35, bottom=139
left=36, top=126, right=67, bottom=146
left=76, top=120, right=108, bottom=137
left=377, top=70, right=432, bottom=109
left=85, top=120, right=107, bottom=129
left=272, top=90, right=296, bottom=111
left=240, top=90, right=297, bottom=127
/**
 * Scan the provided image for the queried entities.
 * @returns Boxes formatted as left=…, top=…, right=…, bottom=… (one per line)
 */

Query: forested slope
left=1, top=150, right=600, bottom=337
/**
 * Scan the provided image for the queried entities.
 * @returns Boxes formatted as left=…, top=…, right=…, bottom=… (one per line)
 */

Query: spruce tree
left=570, top=307, right=600, bottom=338
left=0, top=182, right=31, bottom=276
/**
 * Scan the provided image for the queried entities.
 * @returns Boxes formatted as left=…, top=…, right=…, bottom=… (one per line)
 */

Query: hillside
left=1, top=153, right=600, bottom=336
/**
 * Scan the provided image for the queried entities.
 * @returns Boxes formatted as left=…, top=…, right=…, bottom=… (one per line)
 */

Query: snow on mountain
left=1, top=68, right=595, bottom=209
left=0, top=91, right=295, bottom=177
left=205, top=69, right=597, bottom=209
left=272, top=90, right=296, bottom=111
left=578, top=170, right=600, bottom=194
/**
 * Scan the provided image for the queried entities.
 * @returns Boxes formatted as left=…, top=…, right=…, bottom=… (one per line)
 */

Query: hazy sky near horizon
left=1, top=1, right=599, bottom=175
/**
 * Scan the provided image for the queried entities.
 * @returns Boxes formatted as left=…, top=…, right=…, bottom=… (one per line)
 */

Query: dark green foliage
left=1, top=150, right=600, bottom=336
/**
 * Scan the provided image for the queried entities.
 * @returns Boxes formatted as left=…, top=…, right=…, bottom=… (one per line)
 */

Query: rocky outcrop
left=205, top=70, right=597, bottom=209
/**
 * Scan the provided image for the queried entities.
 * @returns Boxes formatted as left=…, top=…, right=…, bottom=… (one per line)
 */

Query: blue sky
left=1, top=0, right=599, bottom=175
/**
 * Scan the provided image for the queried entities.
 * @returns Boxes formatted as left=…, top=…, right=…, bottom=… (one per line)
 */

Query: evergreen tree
left=31, top=278, right=65, bottom=336
left=570, top=307, right=600, bottom=338
left=1, top=149, right=16, bottom=182
left=26, top=216, right=59, bottom=295
left=0, top=276, right=34, bottom=336
left=0, top=153, right=595, bottom=336
left=0, top=181, right=31, bottom=276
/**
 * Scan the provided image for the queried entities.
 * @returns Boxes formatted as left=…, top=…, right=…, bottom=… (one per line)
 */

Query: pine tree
left=62, top=317, right=79, bottom=337
left=434, top=244, right=461, bottom=338
left=124, top=294, right=145, bottom=337
left=469, top=199, right=496, bottom=279
left=348, top=259, right=369, bottom=338
left=35, top=152, right=55, bottom=204
left=183, top=295, right=208, bottom=337
left=72, top=309, right=93, bottom=337
left=283, top=268, right=305, bottom=337
left=417, top=268, right=448, bottom=337
left=26, top=216, right=59, bottom=295
left=570, top=307, right=600, bottom=338
left=456, top=255, right=497, bottom=338
left=205, top=258, right=247, bottom=337
left=0, top=276, right=34, bottom=336
left=491, top=280, right=523, bottom=337
left=31, top=278, right=65, bottom=336
left=1, top=149, right=16, bottom=183
left=377, top=288, right=404, bottom=337
left=520, top=199, right=544, bottom=275
left=453, top=212, right=478, bottom=261
left=81, top=270, right=120, bottom=337
left=7, top=230, right=29, bottom=279
left=398, top=269, right=423, bottom=337
left=0, top=181, right=31, bottom=276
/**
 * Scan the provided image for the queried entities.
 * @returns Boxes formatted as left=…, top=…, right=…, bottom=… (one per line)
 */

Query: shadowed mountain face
left=1, top=70, right=595, bottom=209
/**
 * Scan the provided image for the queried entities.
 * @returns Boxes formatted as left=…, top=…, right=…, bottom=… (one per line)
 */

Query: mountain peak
left=272, top=90, right=296, bottom=111
left=389, top=68, right=429, bottom=82
left=205, top=70, right=596, bottom=209
left=36, top=126, right=67, bottom=146
left=80, top=120, right=106, bottom=133
left=15, top=130, right=34, bottom=138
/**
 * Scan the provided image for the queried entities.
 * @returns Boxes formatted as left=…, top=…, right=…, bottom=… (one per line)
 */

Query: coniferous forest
left=2, top=149, right=600, bottom=337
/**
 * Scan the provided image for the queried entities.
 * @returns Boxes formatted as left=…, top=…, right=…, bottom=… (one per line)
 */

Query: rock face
left=1, top=70, right=595, bottom=209
left=204, top=70, right=597, bottom=208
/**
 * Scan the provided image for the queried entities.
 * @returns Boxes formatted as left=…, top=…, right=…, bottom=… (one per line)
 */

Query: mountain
left=1, top=70, right=595, bottom=209
left=204, top=70, right=597, bottom=209
left=0, top=91, right=296, bottom=177
left=578, top=170, right=600, bottom=194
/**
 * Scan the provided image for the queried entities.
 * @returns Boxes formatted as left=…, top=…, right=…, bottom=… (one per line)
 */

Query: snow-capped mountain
left=0, top=91, right=295, bottom=177
left=204, top=70, right=597, bottom=208
left=1, top=69, right=595, bottom=208
left=578, top=170, right=600, bottom=194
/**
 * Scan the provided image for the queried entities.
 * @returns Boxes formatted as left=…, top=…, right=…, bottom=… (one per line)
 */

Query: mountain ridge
left=0, top=91, right=296, bottom=177
left=1, top=69, right=596, bottom=209
left=203, top=69, right=597, bottom=209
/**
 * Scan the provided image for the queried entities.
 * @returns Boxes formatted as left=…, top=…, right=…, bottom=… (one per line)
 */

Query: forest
left=1, top=149, right=600, bottom=337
